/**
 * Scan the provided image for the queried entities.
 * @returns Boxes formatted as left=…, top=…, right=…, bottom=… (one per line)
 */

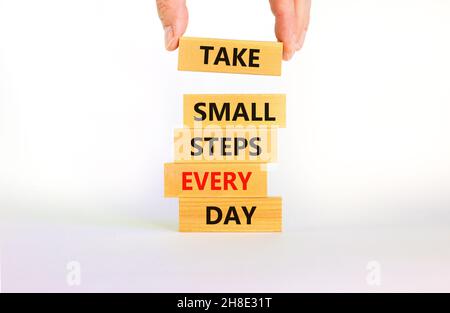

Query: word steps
left=164, top=37, right=285, bottom=232
left=173, top=127, right=278, bottom=163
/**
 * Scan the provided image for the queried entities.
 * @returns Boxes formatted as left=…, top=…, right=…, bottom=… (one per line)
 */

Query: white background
left=1, top=0, right=450, bottom=292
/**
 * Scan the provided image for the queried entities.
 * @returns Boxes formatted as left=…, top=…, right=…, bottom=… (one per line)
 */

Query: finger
left=156, top=0, right=188, bottom=51
left=270, top=0, right=297, bottom=60
left=294, top=0, right=311, bottom=51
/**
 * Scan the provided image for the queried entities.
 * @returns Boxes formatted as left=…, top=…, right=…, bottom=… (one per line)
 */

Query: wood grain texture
left=178, top=37, right=282, bottom=76
left=179, top=197, right=282, bottom=232
left=174, top=127, right=277, bottom=163
left=183, top=94, right=286, bottom=128
left=164, top=163, right=267, bottom=197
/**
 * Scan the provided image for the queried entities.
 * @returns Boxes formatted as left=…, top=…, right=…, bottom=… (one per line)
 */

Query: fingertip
left=158, top=0, right=188, bottom=52
left=283, top=47, right=295, bottom=61
left=165, top=39, right=179, bottom=51
left=272, top=4, right=297, bottom=61
left=276, top=31, right=296, bottom=60
left=164, top=21, right=186, bottom=51
left=294, top=29, right=307, bottom=52
left=284, top=28, right=308, bottom=59
left=281, top=36, right=297, bottom=60
left=164, top=26, right=175, bottom=50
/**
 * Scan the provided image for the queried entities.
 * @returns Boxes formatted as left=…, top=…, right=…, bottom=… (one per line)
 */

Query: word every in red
left=182, top=171, right=252, bottom=191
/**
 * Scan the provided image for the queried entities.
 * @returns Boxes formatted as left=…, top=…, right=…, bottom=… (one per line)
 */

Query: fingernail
left=164, top=26, right=175, bottom=50
left=296, top=30, right=307, bottom=51
left=283, top=49, right=294, bottom=61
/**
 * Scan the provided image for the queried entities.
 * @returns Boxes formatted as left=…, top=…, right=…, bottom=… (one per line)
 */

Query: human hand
left=156, top=0, right=311, bottom=61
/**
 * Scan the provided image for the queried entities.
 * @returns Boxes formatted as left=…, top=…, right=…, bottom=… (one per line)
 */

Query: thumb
left=270, top=0, right=296, bottom=60
left=270, top=0, right=311, bottom=60
left=156, top=0, right=188, bottom=51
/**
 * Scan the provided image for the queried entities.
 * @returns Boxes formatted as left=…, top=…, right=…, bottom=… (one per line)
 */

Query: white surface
left=1, top=0, right=450, bottom=292
left=1, top=218, right=450, bottom=292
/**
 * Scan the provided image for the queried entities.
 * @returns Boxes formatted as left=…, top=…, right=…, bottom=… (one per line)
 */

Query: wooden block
left=178, top=37, right=283, bottom=76
left=183, top=94, right=286, bottom=128
left=179, top=197, right=282, bottom=232
left=174, top=127, right=277, bottom=163
left=164, top=163, right=267, bottom=197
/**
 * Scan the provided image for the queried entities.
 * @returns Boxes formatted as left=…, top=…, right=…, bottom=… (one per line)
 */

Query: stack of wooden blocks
left=164, top=37, right=286, bottom=232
